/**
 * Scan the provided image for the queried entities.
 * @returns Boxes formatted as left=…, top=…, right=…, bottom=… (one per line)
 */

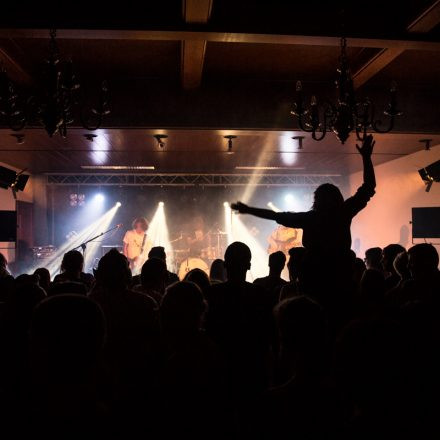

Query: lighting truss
left=46, top=173, right=342, bottom=187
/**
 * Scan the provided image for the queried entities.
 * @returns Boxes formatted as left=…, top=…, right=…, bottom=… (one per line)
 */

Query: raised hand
left=231, top=201, right=249, bottom=213
left=356, top=134, right=375, bottom=158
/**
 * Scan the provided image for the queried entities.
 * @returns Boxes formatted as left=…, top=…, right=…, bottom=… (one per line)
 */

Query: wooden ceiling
left=0, top=129, right=438, bottom=175
left=0, top=0, right=440, bottom=176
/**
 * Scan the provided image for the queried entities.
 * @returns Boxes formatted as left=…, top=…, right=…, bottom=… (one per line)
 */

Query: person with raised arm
left=232, top=135, right=376, bottom=302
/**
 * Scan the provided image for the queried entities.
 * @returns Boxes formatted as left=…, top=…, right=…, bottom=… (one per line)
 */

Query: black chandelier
left=0, top=29, right=110, bottom=137
left=291, top=37, right=402, bottom=144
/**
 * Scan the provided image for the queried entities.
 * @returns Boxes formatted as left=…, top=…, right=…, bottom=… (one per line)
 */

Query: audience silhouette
left=0, top=132, right=439, bottom=438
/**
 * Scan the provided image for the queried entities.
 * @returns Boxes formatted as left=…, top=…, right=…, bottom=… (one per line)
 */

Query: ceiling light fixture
left=84, top=134, right=98, bottom=142
left=224, top=135, right=236, bottom=154
left=80, top=165, right=155, bottom=170
left=291, top=135, right=305, bottom=149
left=154, top=134, right=168, bottom=149
left=10, top=134, right=25, bottom=144
left=419, top=139, right=432, bottom=151
left=291, top=37, right=402, bottom=144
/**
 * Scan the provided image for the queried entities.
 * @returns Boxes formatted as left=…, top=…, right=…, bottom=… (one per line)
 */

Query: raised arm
left=231, top=202, right=278, bottom=221
left=356, top=134, right=376, bottom=190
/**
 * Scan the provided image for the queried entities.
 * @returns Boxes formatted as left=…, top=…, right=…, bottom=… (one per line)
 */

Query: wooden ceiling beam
left=353, top=0, right=440, bottom=89
left=181, top=0, right=212, bottom=89
left=1, top=28, right=440, bottom=51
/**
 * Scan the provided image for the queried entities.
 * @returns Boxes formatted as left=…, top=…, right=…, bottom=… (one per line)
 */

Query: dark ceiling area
left=0, top=0, right=439, bottom=175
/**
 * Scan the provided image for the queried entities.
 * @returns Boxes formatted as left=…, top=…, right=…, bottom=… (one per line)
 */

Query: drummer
left=187, top=216, right=209, bottom=257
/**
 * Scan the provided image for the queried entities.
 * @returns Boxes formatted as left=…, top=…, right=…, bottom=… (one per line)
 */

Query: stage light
left=148, top=201, right=173, bottom=272
left=267, top=202, right=281, bottom=212
left=30, top=202, right=122, bottom=277
left=224, top=202, right=233, bottom=245
left=418, top=159, right=440, bottom=193
left=284, top=194, right=294, bottom=203
left=115, top=201, right=122, bottom=207
left=94, top=193, right=105, bottom=202
left=228, top=213, right=268, bottom=282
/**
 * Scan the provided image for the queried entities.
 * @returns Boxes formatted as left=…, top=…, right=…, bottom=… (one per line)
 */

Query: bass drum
left=178, top=257, right=209, bottom=280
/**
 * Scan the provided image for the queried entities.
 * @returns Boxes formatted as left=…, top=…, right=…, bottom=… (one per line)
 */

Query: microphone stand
left=71, top=224, right=122, bottom=258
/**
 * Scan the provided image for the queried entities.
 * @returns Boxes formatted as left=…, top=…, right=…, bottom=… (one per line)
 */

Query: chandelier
left=0, top=29, right=110, bottom=137
left=291, top=37, right=402, bottom=144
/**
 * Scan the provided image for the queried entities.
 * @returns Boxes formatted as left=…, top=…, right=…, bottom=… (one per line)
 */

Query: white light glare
left=115, top=201, right=122, bottom=207
left=267, top=202, right=281, bottom=212
left=94, top=193, right=105, bottom=202
left=284, top=194, right=294, bottom=203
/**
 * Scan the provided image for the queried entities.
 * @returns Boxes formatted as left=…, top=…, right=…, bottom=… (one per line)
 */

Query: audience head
left=287, top=247, right=307, bottom=282
left=268, top=251, right=286, bottom=276
left=132, top=217, right=149, bottom=233
left=48, top=281, right=88, bottom=296
left=382, top=244, right=405, bottom=273
left=141, top=257, right=168, bottom=293
left=275, top=296, right=326, bottom=361
left=359, top=269, right=386, bottom=313
left=0, top=252, right=7, bottom=270
left=334, top=318, right=405, bottom=411
left=8, top=283, right=46, bottom=331
left=209, top=258, right=226, bottom=282
left=393, top=251, right=410, bottom=281
left=364, top=247, right=383, bottom=271
left=30, top=294, right=106, bottom=380
left=312, top=183, right=344, bottom=212
left=407, top=243, right=439, bottom=279
left=61, top=250, right=84, bottom=275
left=161, top=281, right=205, bottom=334
left=96, top=248, right=131, bottom=290
left=148, top=246, right=166, bottom=262
left=353, top=257, right=366, bottom=285
left=224, top=241, right=251, bottom=280
left=34, top=267, right=51, bottom=291
left=184, top=268, right=211, bottom=295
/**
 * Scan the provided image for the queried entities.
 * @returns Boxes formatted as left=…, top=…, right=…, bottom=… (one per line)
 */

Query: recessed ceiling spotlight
left=224, top=135, right=237, bottom=155
left=419, top=139, right=432, bottom=151
left=84, top=133, right=98, bottom=142
left=292, top=135, right=305, bottom=149
left=154, top=134, right=168, bottom=149
left=10, top=134, right=25, bottom=144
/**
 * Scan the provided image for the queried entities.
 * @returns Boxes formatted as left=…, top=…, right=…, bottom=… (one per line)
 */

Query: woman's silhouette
left=232, top=135, right=376, bottom=299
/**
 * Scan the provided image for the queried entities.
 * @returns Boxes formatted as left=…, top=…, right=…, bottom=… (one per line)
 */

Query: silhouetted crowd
left=0, top=240, right=439, bottom=439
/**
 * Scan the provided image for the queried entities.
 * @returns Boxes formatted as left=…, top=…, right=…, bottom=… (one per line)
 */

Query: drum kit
left=171, top=229, right=228, bottom=280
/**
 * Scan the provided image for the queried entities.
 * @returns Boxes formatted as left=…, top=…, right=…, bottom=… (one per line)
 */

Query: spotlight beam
left=29, top=203, right=121, bottom=277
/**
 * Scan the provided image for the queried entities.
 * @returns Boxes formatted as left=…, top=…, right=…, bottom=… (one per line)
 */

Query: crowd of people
left=0, top=137, right=439, bottom=438
left=1, top=237, right=439, bottom=438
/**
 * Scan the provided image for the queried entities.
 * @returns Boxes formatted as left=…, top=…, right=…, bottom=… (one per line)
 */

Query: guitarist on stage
left=123, top=217, right=152, bottom=274
left=267, top=224, right=301, bottom=256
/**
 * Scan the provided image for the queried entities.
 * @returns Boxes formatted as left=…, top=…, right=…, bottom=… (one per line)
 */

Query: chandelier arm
left=296, top=112, right=314, bottom=133
left=311, top=111, right=327, bottom=141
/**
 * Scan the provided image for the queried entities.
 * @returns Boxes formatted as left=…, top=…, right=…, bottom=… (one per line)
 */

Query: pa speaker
left=0, top=211, right=17, bottom=241
left=412, top=207, right=440, bottom=239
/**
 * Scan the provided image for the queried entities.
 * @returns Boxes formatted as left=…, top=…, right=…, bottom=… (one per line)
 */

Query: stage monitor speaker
left=0, top=165, right=29, bottom=192
left=412, top=207, right=440, bottom=239
left=0, top=211, right=17, bottom=241
left=14, top=174, right=29, bottom=192
left=0, top=166, right=17, bottom=189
